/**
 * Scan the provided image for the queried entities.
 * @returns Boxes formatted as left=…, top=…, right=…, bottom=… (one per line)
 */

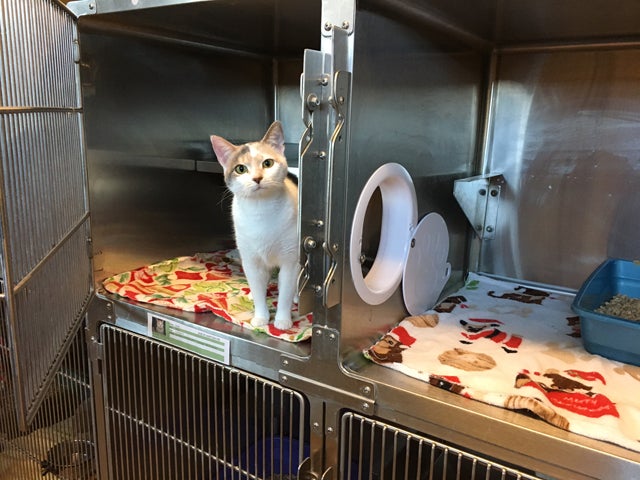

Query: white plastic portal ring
left=349, top=163, right=417, bottom=305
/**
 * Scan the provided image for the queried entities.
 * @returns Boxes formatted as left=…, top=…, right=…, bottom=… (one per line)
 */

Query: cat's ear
left=261, top=121, right=285, bottom=155
left=210, top=135, right=238, bottom=170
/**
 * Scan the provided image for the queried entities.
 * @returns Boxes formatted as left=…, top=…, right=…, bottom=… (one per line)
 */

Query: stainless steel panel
left=101, top=324, right=308, bottom=480
left=340, top=412, right=539, bottom=480
left=482, top=48, right=640, bottom=288
left=79, top=25, right=274, bottom=158
left=339, top=6, right=483, bottom=352
left=495, top=0, right=640, bottom=45
left=362, top=0, right=640, bottom=48
left=78, top=0, right=321, bottom=55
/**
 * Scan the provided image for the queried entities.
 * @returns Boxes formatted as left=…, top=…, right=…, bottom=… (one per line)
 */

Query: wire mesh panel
left=340, top=412, right=540, bottom=480
left=101, top=324, right=309, bottom=480
left=0, top=0, right=91, bottom=427
left=0, top=321, right=96, bottom=479
left=0, top=0, right=79, bottom=108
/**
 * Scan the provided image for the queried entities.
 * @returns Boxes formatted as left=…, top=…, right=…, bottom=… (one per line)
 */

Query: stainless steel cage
left=100, top=324, right=309, bottom=480
left=0, top=0, right=91, bottom=429
left=339, top=412, right=539, bottom=480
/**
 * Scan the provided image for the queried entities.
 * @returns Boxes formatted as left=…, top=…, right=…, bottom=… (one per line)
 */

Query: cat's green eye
left=234, top=164, right=248, bottom=174
left=262, top=158, right=274, bottom=168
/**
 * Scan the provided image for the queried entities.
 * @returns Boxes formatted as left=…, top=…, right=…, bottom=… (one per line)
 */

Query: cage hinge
left=85, top=296, right=114, bottom=365
left=299, top=48, right=331, bottom=315
left=453, top=173, right=505, bottom=240
left=280, top=327, right=375, bottom=415
left=88, top=335, right=104, bottom=362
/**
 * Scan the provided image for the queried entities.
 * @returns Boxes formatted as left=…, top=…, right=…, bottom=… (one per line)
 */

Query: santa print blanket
left=364, top=273, right=640, bottom=453
left=102, top=250, right=313, bottom=343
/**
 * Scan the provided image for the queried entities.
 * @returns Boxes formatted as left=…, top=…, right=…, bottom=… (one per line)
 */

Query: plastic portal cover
left=402, top=212, right=451, bottom=316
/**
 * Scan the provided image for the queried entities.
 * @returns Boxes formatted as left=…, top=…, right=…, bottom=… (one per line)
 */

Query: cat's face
left=210, top=122, right=288, bottom=199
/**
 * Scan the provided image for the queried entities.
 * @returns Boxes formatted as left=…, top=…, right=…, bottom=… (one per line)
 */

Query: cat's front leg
left=274, top=261, right=299, bottom=331
left=242, top=258, right=271, bottom=327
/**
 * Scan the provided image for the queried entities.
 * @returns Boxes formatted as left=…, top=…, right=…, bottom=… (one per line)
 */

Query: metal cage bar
left=0, top=321, right=96, bottom=479
left=339, top=412, right=541, bottom=480
left=0, top=0, right=91, bottom=428
left=101, top=324, right=309, bottom=480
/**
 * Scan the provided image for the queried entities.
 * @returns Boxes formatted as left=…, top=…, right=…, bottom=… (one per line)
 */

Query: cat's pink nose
left=253, top=176, right=263, bottom=184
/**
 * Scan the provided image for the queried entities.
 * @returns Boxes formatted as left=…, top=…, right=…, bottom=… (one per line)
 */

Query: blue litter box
left=572, top=258, right=640, bottom=366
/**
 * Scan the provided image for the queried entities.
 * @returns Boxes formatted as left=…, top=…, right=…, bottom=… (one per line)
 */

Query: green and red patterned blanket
left=102, top=250, right=312, bottom=343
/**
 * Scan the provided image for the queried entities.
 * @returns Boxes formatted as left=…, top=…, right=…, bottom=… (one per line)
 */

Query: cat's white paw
left=273, top=315, right=292, bottom=331
left=250, top=316, right=269, bottom=327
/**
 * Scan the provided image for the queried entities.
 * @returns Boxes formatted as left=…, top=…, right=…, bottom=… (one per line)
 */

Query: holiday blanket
left=102, top=250, right=312, bottom=343
left=364, top=273, right=640, bottom=452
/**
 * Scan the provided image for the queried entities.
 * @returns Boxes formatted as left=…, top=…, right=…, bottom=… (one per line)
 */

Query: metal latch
left=453, top=174, right=505, bottom=240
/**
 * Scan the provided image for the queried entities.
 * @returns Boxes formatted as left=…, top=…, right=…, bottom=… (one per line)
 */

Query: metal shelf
left=94, top=290, right=311, bottom=382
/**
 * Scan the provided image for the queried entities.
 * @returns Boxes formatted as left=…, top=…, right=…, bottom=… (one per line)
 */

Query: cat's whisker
left=217, top=188, right=233, bottom=208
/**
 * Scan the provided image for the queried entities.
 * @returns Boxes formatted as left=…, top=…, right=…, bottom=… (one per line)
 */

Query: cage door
left=0, top=0, right=92, bottom=428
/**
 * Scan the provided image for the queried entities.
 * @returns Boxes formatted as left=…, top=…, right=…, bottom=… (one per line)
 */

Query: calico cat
left=210, top=121, right=298, bottom=331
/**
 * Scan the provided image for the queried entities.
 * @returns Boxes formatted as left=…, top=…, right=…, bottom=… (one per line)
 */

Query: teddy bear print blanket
left=364, top=273, right=640, bottom=452
left=102, top=250, right=313, bottom=343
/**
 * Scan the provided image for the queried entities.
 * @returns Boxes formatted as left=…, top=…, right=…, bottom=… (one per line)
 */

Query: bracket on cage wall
left=453, top=174, right=505, bottom=240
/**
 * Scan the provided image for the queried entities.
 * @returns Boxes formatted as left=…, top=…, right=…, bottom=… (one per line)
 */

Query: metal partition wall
left=100, top=324, right=309, bottom=480
left=481, top=47, right=640, bottom=288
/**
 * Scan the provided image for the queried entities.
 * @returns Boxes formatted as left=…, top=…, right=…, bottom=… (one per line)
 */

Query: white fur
left=232, top=180, right=298, bottom=329
left=210, top=122, right=299, bottom=330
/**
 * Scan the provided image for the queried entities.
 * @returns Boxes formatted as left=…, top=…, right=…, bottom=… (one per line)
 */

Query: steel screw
left=304, top=237, right=317, bottom=250
left=362, top=386, right=371, bottom=396
left=306, top=94, right=320, bottom=110
left=479, top=188, right=487, bottom=196
left=324, top=22, right=333, bottom=31
left=342, top=21, right=350, bottom=29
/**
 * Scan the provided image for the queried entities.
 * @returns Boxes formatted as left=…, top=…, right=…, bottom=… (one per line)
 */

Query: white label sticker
left=147, top=313, right=230, bottom=365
